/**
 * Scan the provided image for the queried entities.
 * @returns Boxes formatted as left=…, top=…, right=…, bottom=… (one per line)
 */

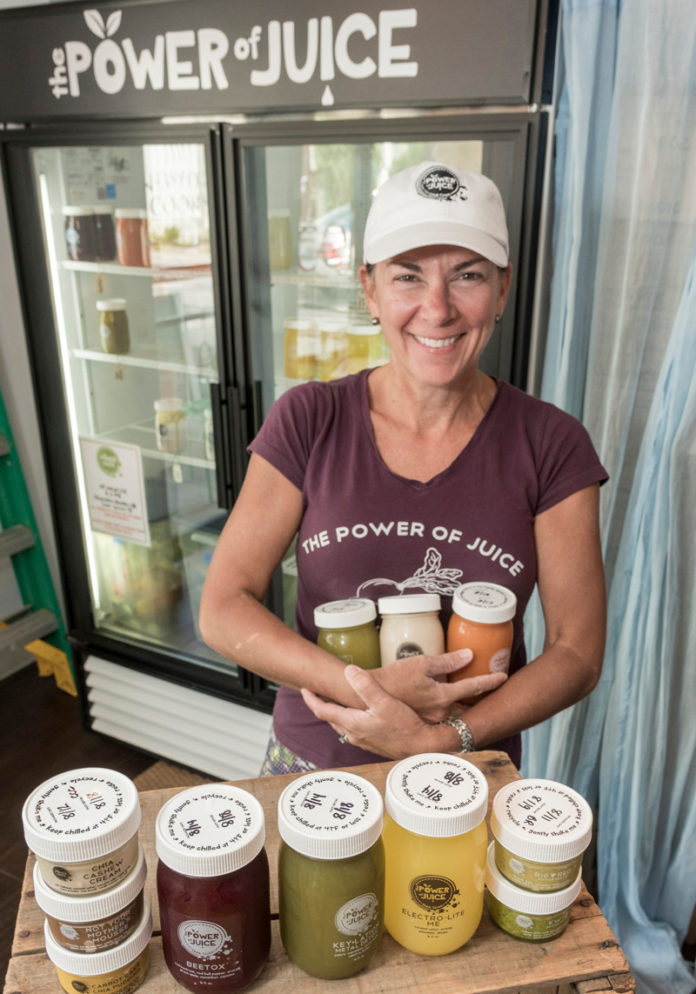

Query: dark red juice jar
left=156, top=786, right=270, bottom=993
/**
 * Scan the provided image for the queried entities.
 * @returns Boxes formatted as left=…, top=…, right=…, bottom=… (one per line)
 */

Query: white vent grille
left=84, top=655, right=272, bottom=781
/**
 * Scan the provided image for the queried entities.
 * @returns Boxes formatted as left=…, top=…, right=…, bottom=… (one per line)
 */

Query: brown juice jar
left=115, top=209, right=148, bottom=267
left=156, top=785, right=270, bottom=993
left=94, top=206, right=117, bottom=262
left=63, top=207, right=97, bottom=262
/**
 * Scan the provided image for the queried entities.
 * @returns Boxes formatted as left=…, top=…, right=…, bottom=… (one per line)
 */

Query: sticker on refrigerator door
left=79, top=436, right=151, bottom=547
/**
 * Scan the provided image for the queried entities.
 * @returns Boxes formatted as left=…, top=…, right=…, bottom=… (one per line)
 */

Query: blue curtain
left=522, top=1, right=696, bottom=992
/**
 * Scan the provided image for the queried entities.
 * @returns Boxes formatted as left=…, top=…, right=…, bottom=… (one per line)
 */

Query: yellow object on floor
left=26, top=639, right=77, bottom=696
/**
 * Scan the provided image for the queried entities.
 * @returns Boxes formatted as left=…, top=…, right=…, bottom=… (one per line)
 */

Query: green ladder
left=0, top=385, right=75, bottom=691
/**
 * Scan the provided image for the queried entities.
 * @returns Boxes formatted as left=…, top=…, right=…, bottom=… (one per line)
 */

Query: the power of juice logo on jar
left=334, top=893, right=379, bottom=936
left=409, top=875, right=459, bottom=914
left=177, top=921, right=234, bottom=960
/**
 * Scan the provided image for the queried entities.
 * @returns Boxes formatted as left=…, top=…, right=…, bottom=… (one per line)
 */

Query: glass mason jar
left=447, top=581, right=516, bottom=703
left=277, top=770, right=385, bottom=979
left=156, top=785, right=270, bottom=993
left=382, top=753, right=489, bottom=956
left=97, top=299, right=130, bottom=355
left=315, top=597, right=381, bottom=669
left=377, top=593, right=444, bottom=666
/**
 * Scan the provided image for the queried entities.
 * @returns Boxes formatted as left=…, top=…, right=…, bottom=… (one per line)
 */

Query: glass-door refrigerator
left=3, top=128, right=282, bottom=777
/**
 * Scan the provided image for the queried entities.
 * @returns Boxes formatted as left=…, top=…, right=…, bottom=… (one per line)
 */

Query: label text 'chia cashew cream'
left=22, top=768, right=142, bottom=897
left=34, top=844, right=147, bottom=954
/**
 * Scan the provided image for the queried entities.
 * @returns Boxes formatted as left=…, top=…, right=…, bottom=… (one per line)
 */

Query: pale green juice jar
left=485, top=842, right=582, bottom=942
left=490, top=778, right=593, bottom=893
left=315, top=598, right=381, bottom=669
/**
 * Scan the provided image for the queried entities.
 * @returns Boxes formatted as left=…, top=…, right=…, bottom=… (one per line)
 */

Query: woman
left=199, top=161, right=608, bottom=774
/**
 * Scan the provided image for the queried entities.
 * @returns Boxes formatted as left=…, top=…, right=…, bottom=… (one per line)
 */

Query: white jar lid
left=62, top=206, right=94, bottom=216
left=22, top=768, right=141, bottom=863
left=97, top=298, right=127, bottom=311
left=378, top=593, right=441, bottom=615
left=154, top=397, right=184, bottom=412
left=314, top=597, right=377, bottom=629
left=485, top=842, right=582, bottom=915
left=490, top=779, right=593, bottom=863
left=385, top=753, right=488, bottom=837
left=33, top=844, right=147, bottom=922
left=155, top=785, right=265, bottom=877
left=318, top=321, right=348, bottom=333
left=451, top=582, right=517, bottom=624
left=93, top=205, right=114, bottom=215
left=278, top=770, right=383, bottom=860
left=115, top=208, right=146, bottom=218
left=348, top=325, right=381, bottom=336
left=284, top=318, right=315, bottom=331
left=43, top=898, right=152, bottom=975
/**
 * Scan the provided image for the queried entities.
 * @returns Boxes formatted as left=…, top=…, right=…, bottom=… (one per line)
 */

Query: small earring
left=371, top=316, right=380, bottom=326
left=494, top=315, right=501, bottom=324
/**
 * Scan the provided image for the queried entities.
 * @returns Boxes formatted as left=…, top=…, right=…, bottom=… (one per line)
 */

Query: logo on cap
left=416, top=166, right=468, bottom=203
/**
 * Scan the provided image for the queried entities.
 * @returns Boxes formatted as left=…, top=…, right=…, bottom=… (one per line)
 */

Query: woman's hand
left=302, top=665, right=460, bottom=760
left=372, top=649, right=507, bottom=722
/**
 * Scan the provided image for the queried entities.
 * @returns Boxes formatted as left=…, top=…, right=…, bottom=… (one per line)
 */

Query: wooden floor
left=0, top=663, right=153, bottom=978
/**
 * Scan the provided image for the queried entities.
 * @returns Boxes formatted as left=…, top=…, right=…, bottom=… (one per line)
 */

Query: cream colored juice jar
left=485, top=842, right=582, bottom=942
left=35, top=845, right=147, bottom=954
left=22, top=768, right=141, bottom=897
left=382, top=753, right=488, bottom=956
left=490, top=779, right=593, bottom=893
left=377, top=593, right=444, bottom=665
left=44, top=898, right=152, bottom=994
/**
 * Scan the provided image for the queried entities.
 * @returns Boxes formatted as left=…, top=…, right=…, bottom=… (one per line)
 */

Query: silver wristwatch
left=441, top=716, right=476, bottom=753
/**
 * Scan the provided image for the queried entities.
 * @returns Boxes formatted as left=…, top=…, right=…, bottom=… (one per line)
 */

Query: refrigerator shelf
left=71, top=347, right=218, bottom=380
left=62, top=259, right=212, bottom=283
left=270, top=270, right=360, bottom=290
left=98, top=419, right=215, bottom=472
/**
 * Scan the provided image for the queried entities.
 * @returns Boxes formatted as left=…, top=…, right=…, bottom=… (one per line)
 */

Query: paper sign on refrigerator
left=79, top=436, right=151, bottom=547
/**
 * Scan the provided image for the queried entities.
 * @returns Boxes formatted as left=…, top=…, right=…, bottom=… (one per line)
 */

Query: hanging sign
left=79, top=436, right=151, bottom=547
left=0, top=0, right=539, bottom=121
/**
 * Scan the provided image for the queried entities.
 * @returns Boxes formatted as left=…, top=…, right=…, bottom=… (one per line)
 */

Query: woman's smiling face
left=360, top=244, right=512, bottom=388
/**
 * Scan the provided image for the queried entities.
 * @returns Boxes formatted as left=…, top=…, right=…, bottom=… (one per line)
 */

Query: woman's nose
left=421, top=280, right=457, bottom=324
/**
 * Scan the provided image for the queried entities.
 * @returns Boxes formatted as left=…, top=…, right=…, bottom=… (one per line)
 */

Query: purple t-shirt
left=249, top=370, right=608, bottom=769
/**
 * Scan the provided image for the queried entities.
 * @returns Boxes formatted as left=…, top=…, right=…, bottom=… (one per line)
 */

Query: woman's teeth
left=413, top=333, right=462, bottom=348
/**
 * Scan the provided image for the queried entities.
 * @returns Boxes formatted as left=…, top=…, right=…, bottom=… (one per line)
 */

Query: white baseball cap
left=363, top=161, right=509, bottom=268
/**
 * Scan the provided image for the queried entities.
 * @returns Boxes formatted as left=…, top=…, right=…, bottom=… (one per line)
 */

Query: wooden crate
left=5, top=752, right=635, bottom=994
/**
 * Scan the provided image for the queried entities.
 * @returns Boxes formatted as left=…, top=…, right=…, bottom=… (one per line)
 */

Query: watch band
left=441, top=716, right=476, bottom=753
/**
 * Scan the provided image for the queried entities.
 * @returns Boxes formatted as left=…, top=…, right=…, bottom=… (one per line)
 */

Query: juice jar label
left=172, top=915, right=242, bottom=984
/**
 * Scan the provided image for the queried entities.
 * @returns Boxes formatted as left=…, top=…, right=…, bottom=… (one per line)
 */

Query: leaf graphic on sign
left=106, top=11, right=122, bottom=37
left=84, top=9, right=107, bottom=38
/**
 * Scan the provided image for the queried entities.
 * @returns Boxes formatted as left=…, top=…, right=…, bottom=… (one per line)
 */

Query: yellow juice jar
left=490, top=779, right=593, bottom=893
left=382, top=753, right=488, bottom=955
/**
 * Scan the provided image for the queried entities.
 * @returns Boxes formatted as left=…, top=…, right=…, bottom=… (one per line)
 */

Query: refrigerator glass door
left=239, top=136, right=521, bottom=627
left=32, top=142, right=234, bottom=674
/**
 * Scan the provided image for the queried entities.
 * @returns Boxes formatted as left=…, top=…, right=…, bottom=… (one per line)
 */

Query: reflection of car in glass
left=298, top=203, right=353, bottom=275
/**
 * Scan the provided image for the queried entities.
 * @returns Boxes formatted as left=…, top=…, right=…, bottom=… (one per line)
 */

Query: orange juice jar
left=446, top=582, right=516, bottom=704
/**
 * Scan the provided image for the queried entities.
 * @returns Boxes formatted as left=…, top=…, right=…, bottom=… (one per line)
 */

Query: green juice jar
left=485, top=842, right=582, bottom=942
left=314, top=598, right=381, bottom=669
left=277, top=770, right=385, bottom=980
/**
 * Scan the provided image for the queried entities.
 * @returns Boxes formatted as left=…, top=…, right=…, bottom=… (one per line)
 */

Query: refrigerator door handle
left=225, top=383, right=249, bottom=499
left=209, top=381, right=232, bottom=510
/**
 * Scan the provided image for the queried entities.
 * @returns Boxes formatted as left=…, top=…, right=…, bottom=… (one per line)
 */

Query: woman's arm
left=199, top=453, right=502, bottom=716
left=303, top=484, right=606, bottom=758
